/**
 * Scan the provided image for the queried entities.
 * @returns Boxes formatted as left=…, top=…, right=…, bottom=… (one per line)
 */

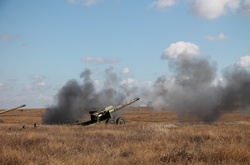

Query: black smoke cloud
left=151, top=58, right=220, bottom=121
left=42, top=67, right=138, bottom=124
left=220, top=67, right=250, bottom=113
left=43, top=56, right=250, bottom=124
left=151, top=57, right=250, bottom=122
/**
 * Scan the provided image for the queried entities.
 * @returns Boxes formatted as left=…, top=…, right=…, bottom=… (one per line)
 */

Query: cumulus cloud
left=242, top=0, right=250, bottom=15
left=190, top=0, right=240, bottom=19
left=0, top=33, right=20, bottom=41
left=206, top=33, right=227, bottom=41
left=162, top=41, right=200, bottom=60
left=236, top=56, right=250, bottom=68
left=82, top=56, right=119, bottom=64
left=150, top=0, right=176, bottom=9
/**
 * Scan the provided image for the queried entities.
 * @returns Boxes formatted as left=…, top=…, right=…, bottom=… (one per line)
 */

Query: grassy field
left=0, top=107, right=250, bottom=164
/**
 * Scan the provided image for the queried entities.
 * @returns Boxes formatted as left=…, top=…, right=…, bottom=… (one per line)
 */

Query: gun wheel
left=116, top=117, right=125, bottom=125
left=105, top=119, right=116, bottom=125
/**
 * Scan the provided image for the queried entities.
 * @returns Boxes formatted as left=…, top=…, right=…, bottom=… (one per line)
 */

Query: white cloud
left=120, top=78, right=137, bottom=86
left=150, top=0, right=176, bottom=9
left=206, top=33, right=227, bottom=41
left=242, top=0, right=250, bottom=15
left=122, top=67, right=130, bottom=75
left=127, top=78, right=137, bottom=84
left=190, top=0, right=240, bottom=19
left=82, top=56, right=119, bottom=64
left=162, top=41, right=200, bottom=60
left=236, top=55, right=250, bottom=68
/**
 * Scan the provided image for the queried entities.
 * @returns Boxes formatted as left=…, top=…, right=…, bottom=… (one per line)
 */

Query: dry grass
left=0, top=108, right=250, bottom=164
left=0, top=108, right=43, bottom=124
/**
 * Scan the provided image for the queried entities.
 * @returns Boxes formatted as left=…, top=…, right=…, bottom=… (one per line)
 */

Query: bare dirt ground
left=0, top=107, right=250, bottom=164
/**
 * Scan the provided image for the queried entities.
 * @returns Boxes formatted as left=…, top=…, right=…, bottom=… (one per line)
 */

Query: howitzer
left=0, top=104, right=26, bottom=115
left=77, top=97, right=140, bottom=126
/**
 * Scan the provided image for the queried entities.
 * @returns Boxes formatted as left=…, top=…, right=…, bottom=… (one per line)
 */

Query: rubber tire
left=116, top=117, right=125, bottom=125
left=105, top=118, right=116, bottom=125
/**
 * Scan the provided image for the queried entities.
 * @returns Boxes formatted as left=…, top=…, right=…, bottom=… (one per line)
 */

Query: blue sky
left=0, top=0, right=250, bottom=108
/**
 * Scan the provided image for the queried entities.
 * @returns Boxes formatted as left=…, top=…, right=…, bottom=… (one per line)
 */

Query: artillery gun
left=0, top=104, right=26, bottom=115
left=77, top=97, right=140, bottom=126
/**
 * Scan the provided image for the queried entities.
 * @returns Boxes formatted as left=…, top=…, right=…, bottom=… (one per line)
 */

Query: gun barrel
left=0, top=104, right=26, bottom=114
left=114, top=97, right=140, bottom=112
